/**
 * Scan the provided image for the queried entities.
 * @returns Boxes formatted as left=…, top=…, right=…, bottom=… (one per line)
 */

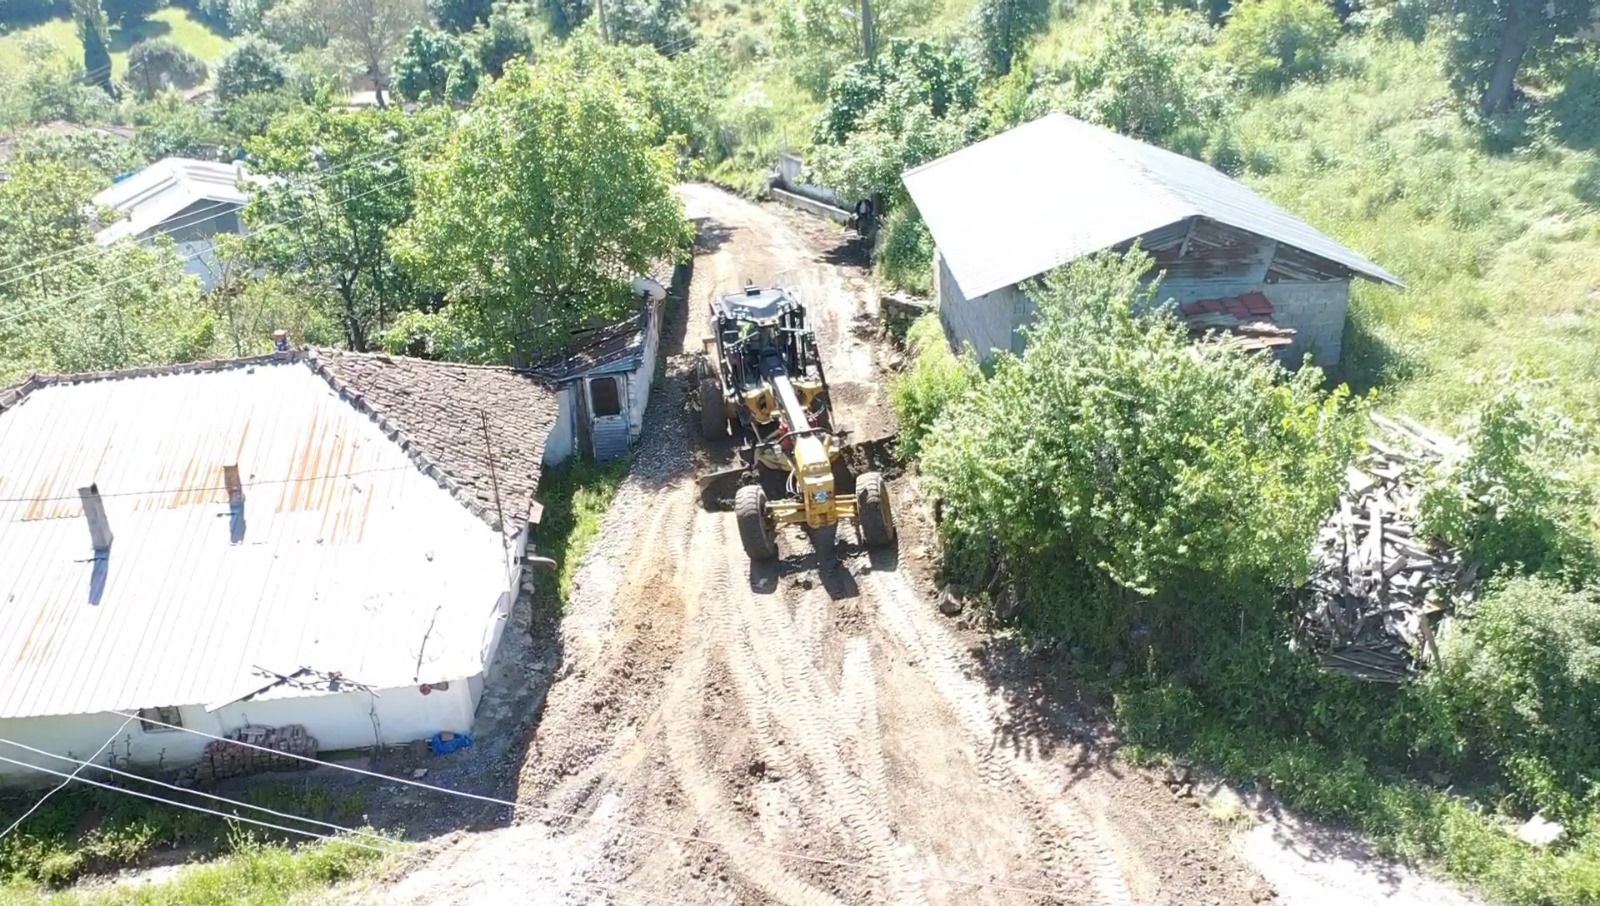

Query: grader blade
left=697, top=464, right=749, bottom=511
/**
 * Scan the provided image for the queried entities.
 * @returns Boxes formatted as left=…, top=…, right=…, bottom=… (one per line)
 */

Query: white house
left=0, top=347, right=562, bottom=782
left=92, top=157, right=259, bottom=292
left=902, top=113, right=1403, bottom=366
left=540, top=275, right=671, bottom=463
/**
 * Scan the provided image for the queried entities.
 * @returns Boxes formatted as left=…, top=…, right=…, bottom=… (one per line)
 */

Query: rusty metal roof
left=903, top=113, right=1403, bottom=299
left=0, top=353, right=556, bottom=719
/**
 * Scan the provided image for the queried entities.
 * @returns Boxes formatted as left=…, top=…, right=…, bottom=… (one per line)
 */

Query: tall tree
left=972, top=0, right=1049, bottom=75
left=103, top=0, right=164, bottom=29
left=313, top=0, right=428, bottom=106
left=215, top=35, right=290, bottom=99
left=243, top=107, right=447, bottom=350
left=394, top=26, right=464, bottom=102
left=428, top=0, right=491, bottom=30
left=1446, top=0, right=1597, bottom=117
left=73, top=0, right=115, bottom=96
left=396, top=59, right=692, bottom=362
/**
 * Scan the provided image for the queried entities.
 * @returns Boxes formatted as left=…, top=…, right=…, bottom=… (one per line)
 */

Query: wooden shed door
left=585, top=374, right=630, bottom=461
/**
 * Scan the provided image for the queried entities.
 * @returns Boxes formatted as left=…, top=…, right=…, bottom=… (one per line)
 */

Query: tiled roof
left=1176, top=292, right=1296, bottom=353
left=308, top=349, right=559, bottom=529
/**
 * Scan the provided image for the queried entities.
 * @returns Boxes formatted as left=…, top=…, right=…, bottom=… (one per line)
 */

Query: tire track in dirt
left=861, top=561, right=1140, bottom=906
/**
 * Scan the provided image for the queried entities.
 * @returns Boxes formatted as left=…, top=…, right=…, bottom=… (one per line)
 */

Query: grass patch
left=4, top=834, right=388, bottom=905
left=0, top=782, right=373, bottom=890
left=0, top=9, right=234, bottom=81
left=532, top=457, right=631, bottom=606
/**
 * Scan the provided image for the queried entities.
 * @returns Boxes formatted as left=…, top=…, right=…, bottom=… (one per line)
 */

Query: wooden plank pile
left=1298, top=414, right=1478, bottom=682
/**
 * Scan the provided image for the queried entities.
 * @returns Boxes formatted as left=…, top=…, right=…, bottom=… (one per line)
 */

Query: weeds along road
left=365, top=185, right=1285, bottom=905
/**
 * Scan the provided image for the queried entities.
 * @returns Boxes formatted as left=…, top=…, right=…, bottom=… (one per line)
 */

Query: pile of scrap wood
left=1298, top=414, right=1479, bottom=682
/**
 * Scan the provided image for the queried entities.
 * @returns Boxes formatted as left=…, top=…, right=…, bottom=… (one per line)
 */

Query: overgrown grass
left=0, top=9, right=235, bottom=81
left=531, top=457, right=631, bottom=606
left=0, top=782, right=371, bottom=889
left=5, top=834, right=387, bottom=905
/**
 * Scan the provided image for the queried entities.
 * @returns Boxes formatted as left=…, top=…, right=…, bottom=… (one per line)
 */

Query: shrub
left=1219, top=0, right=1342, bottom=91
left=877, top=206, right=937, bottom=295
left=920, top=251, right=1362, bottom=646
left=1049, top=4, right=1233, bottom=143
left=215, top=35, right=290, bottom=101
left=1549, top=50, right=1600, bottom=150
left=891, top=313, right=979, bottom=460
left=1417, top=379, right=1596, bottom=579
left=14, top=127, right=141, bottom=177
left=1429, top=577, right=1600, bottom=823
left=972, top=0, right=1051, bottom=76
left=125, top=37, right=209, bottom=98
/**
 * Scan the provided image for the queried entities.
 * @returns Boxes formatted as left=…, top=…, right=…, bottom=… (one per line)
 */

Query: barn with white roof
left=0, top=347, right=561, bottom=782
left=902, top=113, right=1402, bottom=366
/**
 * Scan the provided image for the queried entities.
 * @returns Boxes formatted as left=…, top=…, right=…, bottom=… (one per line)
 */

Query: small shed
left=539, top=277, right=669, bottom=463
left=902, top=113, right=1402, bottom=366
left=92, top=157, right=259, bottom=292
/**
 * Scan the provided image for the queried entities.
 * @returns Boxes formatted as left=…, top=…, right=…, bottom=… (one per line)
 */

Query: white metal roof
left=93, top=157, right=254, bottom=245
left=902, top=113, right=1402, bottom=299
left=0, top=361, right=512, bottom=720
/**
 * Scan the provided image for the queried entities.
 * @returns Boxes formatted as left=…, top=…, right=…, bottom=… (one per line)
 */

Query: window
left=589, top=376, right=622, bottom=417
left=137, top=707, right=183, bottom=733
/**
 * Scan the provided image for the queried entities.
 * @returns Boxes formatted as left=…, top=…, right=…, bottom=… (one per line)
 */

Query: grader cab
left=696, top=286, right=896, bottom=561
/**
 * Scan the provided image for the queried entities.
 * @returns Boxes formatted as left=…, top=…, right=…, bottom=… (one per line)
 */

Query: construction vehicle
left=697, top=285, right=895, bottom=561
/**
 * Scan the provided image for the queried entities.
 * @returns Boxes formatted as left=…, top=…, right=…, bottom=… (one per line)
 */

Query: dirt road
left=360, top=186, right=1478, bottom=906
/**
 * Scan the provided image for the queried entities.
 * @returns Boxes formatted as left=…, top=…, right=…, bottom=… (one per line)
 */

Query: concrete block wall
left=936, top=251, right=1018, bottom=362
left=1261, top=281, right=1349, bottom=368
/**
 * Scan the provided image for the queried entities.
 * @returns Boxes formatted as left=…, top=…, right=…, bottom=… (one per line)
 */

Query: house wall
left=935, top=250, right=1024, bottom=362
left=627, top=294, right=666, bottom=442
left=140, top=200, right=245, bottom=293
left=544, top=386, right=577, bottom=467
left=0, top=681, right=477, bottom=784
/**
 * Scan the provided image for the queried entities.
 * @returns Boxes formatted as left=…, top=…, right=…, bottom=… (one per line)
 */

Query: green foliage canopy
left=1443, top=0, right=1596, bottom=117
left=921, top=251, right=1361, bottom=640
left=103, top=0, right=163, bottom=28
left=972, top=0, right=1050, bottom=76
left=73, top=0, right=115, bottom=95
left=125, top=37, right=209, bottom=97
left=216, top=35, right=291, bottom=99
left=396, top=59, right=691, bottom=362
left=1219, top=0, right=1342, bottom=91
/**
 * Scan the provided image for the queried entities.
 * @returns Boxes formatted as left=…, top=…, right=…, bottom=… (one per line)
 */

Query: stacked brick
left=192, top=724, right=318, bottom=785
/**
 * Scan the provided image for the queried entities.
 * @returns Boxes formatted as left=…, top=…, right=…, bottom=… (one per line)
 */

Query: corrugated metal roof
left=902, top=113, right=1403, bottom=300
left=0, top=360, right=514, bottom=719
left=93, top=157, right=255, bottom=245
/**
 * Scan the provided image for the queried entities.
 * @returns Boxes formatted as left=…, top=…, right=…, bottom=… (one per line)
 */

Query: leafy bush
left=125, top=37, right=209, bottom=98
left=1427, top=577, right=1600, bottom=823
left=215, top=35, right=290, bottom=100
left=920, top=251, right=1361, bottom=646
left=1347, top=0, right=1433, bottom=41
left=1418, top=380, right=1596, bottom=579
left=891, top=313, right=978, bottom=460
left=608, top=0, right=693, bottom=54
left=1219, top=0, right=1342, bottom=91
left=132, top=90, right=226, bottom=158
left=13, top=127, right=141, bottom=177
left=1047, top=3, right=1233, bottom=143
left=395, top=26, right=465, bottom=102
left=972, top=0, right=1051, bottom=76
left=103, top=0, right=163, bottom=28
left=1549, top=50, right=1600, bottom=150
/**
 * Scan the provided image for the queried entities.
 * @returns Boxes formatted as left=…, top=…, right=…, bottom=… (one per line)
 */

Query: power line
left=0, top=138, right=419, bottom=292
left=0, top=736, right=400, bottom=849
left=0, top=751, right=397, bottom=854
left=106, top=709, right=1079, bottom=900
left=0, top=169, right=415, bottom=330
left=0, top=715, right=134, bottom=843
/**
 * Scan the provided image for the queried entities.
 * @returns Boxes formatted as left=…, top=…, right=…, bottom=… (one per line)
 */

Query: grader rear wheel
left=735, top=484, right=778, bottom=561
left=856, top=471, right=896, bottom=547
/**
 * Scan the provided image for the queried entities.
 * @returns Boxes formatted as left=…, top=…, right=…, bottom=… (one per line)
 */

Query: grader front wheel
left=735, top=484, right=778, bottom=561
left=856, top=471, right=896, bottom=547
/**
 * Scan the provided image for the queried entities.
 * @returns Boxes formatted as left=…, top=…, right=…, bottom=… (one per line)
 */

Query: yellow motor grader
left=696, top=285, right=896, bottom=561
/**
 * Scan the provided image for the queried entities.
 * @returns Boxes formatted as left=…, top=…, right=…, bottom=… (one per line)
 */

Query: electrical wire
left=0, top=736, right=400, bottom=849
left=106, top=709, right=1080, bottom=900
left=0, top=751, right=398, bottom=853
left=0, top=715, right=134, bottom=842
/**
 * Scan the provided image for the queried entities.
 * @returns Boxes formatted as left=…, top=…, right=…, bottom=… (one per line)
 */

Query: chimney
left=79, top=484, right=113, bottom=553
left=223, top=464, right=244, bottom=509
left=272, top=329, right=290, bottom=354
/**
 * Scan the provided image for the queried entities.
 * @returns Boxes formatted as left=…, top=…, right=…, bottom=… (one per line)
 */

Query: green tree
left=394, top=26, right=464, bottom=102
left=243, top=107, right=447, bottom=350
left=1219, top=0, right=1342, bottom=91
left=920, top=251, right=1360, bottom=646
left=607, top=0, right=692, bottom=54
left=216, top=35, right=291, bottom=99
left=396, top=60, right=692, bottom=362
left=1444, top=0, right=1596, bottom=118
left=972, top=0, right=1050, bottom=76
left=125, top=37, right=209, bottom=97
left=471, top=0, right=534, bottom=77
left=131, top=90, right=227, bottom=158
left=311, top=0, right=429, bottom=105
left=73, top=0, right=115, bottom=96
left=428, top=0, right=490, bottom=30
left=13, top=126, right=141, bottom=177
left=0, top=161, right=212, bottom=382
left=103, top=0, right=163, bottom=28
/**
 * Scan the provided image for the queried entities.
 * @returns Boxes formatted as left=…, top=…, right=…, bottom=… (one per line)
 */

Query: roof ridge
left=7, top=353, right=292, bottom=395
left=308, top=346, right=553, bottom=381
